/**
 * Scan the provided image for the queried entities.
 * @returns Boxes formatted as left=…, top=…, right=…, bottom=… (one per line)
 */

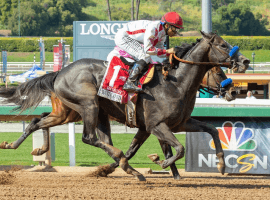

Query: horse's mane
left=162, top=38, right=202, bottom=67
left=183, top=38, right=202, bottom=60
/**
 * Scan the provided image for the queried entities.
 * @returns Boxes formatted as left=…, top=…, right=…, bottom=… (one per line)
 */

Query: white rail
left=195, top=98, right=270, bottom=107
left=2, top=62, right=270, bottom=69
left=1, top=97, right=270, bottom=107
left=5, top=62, right=54, bottom=67
left=250, top=63, right=270, bottom=68
left=0, top=62, right=54, bottom=74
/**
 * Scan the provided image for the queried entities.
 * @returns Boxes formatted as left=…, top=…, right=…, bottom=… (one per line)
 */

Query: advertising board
left=73, top=21, right=127, bottom=62
left=186, top=117, right=270, bottom=174
left=2, top=50, right=7, bottom=74
left=53, top=46, right=60, bottom=72
left=73, top=21, right=166, bottom=62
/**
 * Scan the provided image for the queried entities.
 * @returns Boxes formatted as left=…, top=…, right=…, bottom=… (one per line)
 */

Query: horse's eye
left=221, top=44, right=227, bottom=48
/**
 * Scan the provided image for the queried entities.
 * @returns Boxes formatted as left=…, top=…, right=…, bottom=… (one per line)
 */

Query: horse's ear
left=200, top=31, right=206, bottom=37
left=200, top=31, right=211, bottom=39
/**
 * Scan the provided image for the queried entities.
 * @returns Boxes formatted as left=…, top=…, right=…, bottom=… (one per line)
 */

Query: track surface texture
left=0, top=166, right=270, bottom=200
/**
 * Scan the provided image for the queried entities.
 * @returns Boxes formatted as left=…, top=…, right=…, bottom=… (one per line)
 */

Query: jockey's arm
left=143, top=25, right=169, bottom=58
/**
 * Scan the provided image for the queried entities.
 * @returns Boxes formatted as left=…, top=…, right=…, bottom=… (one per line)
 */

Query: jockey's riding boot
left=123, top=60, right=147, bottom=93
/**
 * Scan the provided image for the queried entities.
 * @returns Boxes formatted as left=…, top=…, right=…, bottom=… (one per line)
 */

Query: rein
left=169, top=34, right=234, bottom=68
left=165, top=35, right=235, bottom=92
left=170, top=54, right=232, bottom=67
left=167, top=54, right=231, bottom=96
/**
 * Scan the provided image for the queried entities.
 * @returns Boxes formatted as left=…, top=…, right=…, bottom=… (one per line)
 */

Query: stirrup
left=123, top=81, right=143, bottom=93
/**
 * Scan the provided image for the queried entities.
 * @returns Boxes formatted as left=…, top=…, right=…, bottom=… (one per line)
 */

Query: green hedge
left=0, top=36, right=270, bottom=52
left=0, top=37, right=73, bottom=52
left=170, top=36, right=270, bottom=50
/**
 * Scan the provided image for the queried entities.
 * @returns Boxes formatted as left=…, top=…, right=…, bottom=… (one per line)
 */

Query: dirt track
left=0, top=166, right=270, bottom=200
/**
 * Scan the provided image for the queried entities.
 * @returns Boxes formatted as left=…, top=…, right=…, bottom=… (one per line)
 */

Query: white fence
left=36, top=96, right=270, bottom=107
left=2, top=62, right=55, bottom=74
left=1, top=62, right=270, bottom=74
left=195, top=98, right=270, bottom=107
left=1, top=96, right=270, bottom=107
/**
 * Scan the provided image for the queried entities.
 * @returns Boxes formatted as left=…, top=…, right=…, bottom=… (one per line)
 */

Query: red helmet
left=161, top=12, right=183, bottom=29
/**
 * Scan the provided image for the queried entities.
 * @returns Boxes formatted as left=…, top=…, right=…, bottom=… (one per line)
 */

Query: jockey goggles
left=169, top=25, right=181, bottom=36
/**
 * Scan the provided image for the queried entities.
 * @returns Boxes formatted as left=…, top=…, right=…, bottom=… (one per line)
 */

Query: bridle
left=166, top=34, right=235, bottom=96
left=199, top=67, right=231, bottom=96
left=169, top=34, right=234, bottom=68
left=203, top=34, right=232, bottom=65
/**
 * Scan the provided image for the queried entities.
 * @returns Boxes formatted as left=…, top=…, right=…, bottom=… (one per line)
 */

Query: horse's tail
left=0, top=71, right=59, bottom=114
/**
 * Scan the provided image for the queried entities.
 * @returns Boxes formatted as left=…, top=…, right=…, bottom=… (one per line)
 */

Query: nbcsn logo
left=210, top=121, right=256, bottom=151
left=199, top=121, right=267, bottom=173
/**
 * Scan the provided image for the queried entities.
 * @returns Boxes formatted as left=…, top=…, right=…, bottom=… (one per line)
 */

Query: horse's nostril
left=243, top=59, right=250, bottom=65
left=231, top=91, right=237, bottom=97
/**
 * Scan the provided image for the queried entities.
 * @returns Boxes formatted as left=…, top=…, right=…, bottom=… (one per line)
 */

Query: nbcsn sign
left=199, top=121, right=267, bottom=173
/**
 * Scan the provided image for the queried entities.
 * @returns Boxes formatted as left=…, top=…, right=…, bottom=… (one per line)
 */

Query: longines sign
left=186, top=117, right=270, bottom=174
left=80, top=23, right=126, bottom=36
left=73, top=21, right=165, bottom=63
left=73, top=21, right=127, bottom=62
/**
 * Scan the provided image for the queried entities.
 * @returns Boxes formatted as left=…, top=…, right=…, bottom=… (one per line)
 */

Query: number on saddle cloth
left=98, top=56, right=154, bottom=104
left=98, top=56, right=130, bottom=104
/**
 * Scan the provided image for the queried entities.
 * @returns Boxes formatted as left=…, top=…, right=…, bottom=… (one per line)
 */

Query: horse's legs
left=31, top=127, right=50, bottom=156
left=158, top=140, right=181, bottom=180
left=96, top=108, right=113, bottom=146
left=147, top=122, right=185, bottom=169
left=81, top=105, right=146, bottom=181
left=108, top=128, right=180, bottom=179
left=0, top=112, right=50, bottom=150
left=0, top=93, right=82, bottom=155
left=172, top=118, right=225, bottom=175
left=109, top=129, right=151, bottom=169
left=123, top=131, right=181, bottom=180
left=185, top=118, right=226, bottom=173
left=31, top=112, right=51, bottom=156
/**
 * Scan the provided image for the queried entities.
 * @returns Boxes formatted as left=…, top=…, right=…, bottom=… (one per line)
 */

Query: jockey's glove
left=166, top=47, right=175, bottom=54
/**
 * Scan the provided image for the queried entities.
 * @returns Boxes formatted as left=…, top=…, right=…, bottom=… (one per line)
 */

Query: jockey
left=107, top=11, right=183, bottom=92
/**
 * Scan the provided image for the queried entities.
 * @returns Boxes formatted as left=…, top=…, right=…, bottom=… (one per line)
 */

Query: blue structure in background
left=9, top=64, right=45, bottom=83
left=39, top=42, right=43, bottom=69
left=2, top=50, right=7, bottom=74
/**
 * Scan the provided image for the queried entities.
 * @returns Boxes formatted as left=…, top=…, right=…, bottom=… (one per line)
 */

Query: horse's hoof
left=217, top=163, right=225, bottom=175
left=0, top=141, right=8, bottom=149
left=173, top=174, right=182, bottom=180
left=94, top=165, right=115, bottom=177
left=0, top=141, right=11, bottom=149
left=135, top=174, right=146, bottom=181
left=147, top=154, right=160, bottom=162
left=31, top=148, right=42, bottom=156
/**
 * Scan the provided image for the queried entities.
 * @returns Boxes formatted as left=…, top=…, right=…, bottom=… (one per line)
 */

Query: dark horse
left=0, top=32, right=249, bottom=181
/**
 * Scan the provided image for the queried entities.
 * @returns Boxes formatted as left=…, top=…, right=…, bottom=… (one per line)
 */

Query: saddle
left=98, top=56, right=155, bottom=104
left=97, top=56, right=155, bottom=127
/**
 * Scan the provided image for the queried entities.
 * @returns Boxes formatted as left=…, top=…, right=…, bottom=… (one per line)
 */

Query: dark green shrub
left=170, top=36, right=270, bottom=50
left=0, top=36, right=270, bottom=52
left=0, top=37, right=73, bottom=52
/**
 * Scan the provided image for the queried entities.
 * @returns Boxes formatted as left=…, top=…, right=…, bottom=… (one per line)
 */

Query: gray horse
left=0, top=32, right=249, bottom=181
